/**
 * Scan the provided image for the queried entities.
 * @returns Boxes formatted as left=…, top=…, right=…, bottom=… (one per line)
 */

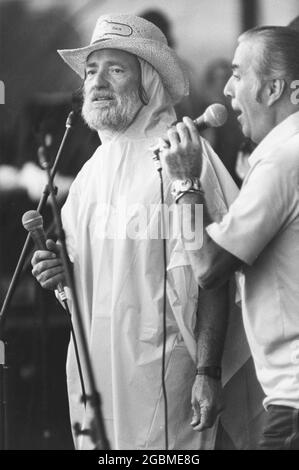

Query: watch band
left=196, top=366, right=222, bottom=381
left=175, top=189, right=203, bottom=204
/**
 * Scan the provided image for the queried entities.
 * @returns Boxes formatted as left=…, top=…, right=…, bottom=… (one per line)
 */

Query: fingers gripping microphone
left=152, top=103, right=228, bottom=170
left=22, top=210, right=66, bottom=301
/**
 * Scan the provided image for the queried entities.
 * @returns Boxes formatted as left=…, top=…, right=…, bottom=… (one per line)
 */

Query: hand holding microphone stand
left=38, top=146, right=109, bottom=450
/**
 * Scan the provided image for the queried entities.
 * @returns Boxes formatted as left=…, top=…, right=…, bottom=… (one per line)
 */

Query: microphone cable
left=153, top=150, right=169, bottom=450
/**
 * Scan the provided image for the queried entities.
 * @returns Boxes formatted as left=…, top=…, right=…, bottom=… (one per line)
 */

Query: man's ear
left=267, top=78, right=286, bottom=106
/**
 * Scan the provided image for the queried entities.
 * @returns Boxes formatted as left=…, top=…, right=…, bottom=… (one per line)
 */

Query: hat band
left=92, top=20, right=134, bottom=42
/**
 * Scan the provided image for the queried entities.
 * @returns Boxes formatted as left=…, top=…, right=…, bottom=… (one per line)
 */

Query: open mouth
left=92, top=96, right=114, bottom=102
left=233, top=108, right=242, bottom=121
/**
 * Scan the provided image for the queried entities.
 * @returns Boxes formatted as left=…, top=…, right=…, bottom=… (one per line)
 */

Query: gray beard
left=82, top=89, right=141, bottom=132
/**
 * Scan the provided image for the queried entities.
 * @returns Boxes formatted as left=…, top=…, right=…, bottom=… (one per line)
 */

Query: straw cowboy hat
left=58, top=13, right=189, bottom=104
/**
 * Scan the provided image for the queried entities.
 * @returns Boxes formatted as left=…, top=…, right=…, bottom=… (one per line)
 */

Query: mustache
left=86, top=88, right=115, bottom=102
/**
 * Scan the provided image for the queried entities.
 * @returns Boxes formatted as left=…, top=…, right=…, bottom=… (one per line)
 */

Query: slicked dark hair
left=239, top=26, right=299, bottom=85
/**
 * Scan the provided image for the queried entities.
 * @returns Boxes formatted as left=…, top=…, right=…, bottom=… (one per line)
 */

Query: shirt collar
left=248, top=110, right=299, bottom=167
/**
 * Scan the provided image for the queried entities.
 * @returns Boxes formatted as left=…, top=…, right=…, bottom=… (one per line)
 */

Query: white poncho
left=61, top=60, right=245, bottom=449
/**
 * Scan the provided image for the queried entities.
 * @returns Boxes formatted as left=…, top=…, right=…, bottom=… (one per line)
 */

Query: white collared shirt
left=207, top=111, right=299, bottom=409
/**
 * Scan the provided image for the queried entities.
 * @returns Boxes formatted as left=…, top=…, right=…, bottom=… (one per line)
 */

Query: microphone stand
left=0, top=111, right=76, bottom=450
left=38, top=147, right=110, bottom=450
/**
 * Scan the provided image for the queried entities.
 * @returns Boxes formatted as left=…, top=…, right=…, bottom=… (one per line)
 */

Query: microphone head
left=204, top=103, right=228, bottom=128
left=66, top=110, right=78, bottom=128
left=22, top=210, right=43, bottom=232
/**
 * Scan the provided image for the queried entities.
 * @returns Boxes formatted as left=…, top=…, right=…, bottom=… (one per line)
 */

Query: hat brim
left=58, top=38, right=188, bottom=104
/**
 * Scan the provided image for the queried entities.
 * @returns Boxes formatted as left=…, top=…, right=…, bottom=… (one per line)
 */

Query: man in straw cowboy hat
left=31, top=14, right=248, bottom=449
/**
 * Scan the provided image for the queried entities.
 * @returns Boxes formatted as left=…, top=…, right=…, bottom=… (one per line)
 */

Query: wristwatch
left=171, top=177, right=202, bottom=198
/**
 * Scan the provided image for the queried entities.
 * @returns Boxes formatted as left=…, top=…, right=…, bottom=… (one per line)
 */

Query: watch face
left=171, top=178, right=194, bottom=196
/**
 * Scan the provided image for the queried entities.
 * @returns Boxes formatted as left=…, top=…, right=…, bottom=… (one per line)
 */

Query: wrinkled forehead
left=230, top=46, right=248, bottom=77
left=232, top=42, right=248, bottom=67
left=233, top=37, right=264, bottom=73
left=86, top=48, right=139, bottom=70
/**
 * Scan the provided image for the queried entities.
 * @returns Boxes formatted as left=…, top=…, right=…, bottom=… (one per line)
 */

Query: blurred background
left=1, top=0, right=299, bottom=450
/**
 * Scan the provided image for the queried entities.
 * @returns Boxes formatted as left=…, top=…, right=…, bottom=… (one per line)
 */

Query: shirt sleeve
left=207, top=159, right=296, bottom=265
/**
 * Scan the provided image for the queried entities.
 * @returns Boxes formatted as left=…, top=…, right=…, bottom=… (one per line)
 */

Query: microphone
left=152, top=103, right=228, bottom=170
left=193, top=103, right=228, bottom=131
left=22, top=210, right=66, bottom=301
